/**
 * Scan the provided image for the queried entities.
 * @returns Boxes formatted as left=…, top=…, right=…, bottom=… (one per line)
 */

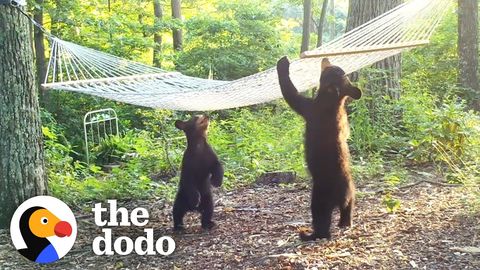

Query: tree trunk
left=301, top=0, right=312, bottom=53
left=33, top=0, right=47, bottom=95
left=171, top=0, right=183, bottom=51
left=329, top=0, right=335, bottom=40
left=139, top=14, right=148, bottom=38
left=0, top=5, right=47, bottom=228
left=316, top=0, right=329, bottom=47
left=50, top=0, right=60, bottom=36
left=458, top=0, right=479, bottom=110
left=153, top=0, right=163, bottom=68
left=108, top=0, right=114, bottom=41
left=347, top=0, right=403, bottom=99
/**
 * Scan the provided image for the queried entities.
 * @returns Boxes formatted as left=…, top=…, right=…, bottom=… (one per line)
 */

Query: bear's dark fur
left=276, top=56, right=362, bottom=241
left=173, top=115, right=224, bottom=230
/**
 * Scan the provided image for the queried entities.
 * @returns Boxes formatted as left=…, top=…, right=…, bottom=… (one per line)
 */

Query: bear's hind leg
left=198, top=190, right=215, bottom=229
left=300, top=188, right=334, bottom=241
left=172, top=195, right=187, bottom=231
left=338, top=198, right=354, bottom=228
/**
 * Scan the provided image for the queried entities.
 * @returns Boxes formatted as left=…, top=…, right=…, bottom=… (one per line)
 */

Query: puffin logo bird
left=17, top=206, right=72, bottom=264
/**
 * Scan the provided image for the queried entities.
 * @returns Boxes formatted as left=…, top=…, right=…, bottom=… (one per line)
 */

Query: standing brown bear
left=276, top=56, right=362, bottom=241
left=173, top=115, right=223, bottom=231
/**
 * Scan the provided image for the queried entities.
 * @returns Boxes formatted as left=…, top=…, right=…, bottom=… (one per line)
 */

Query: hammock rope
left=41, top=0, right=452, bottom=111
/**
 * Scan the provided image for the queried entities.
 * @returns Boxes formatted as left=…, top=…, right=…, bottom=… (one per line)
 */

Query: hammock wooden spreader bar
left=300, top=40, right=430, bottom=59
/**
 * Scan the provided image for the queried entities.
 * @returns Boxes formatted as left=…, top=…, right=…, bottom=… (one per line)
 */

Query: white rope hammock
left=41, top=0, right=452, bottom=111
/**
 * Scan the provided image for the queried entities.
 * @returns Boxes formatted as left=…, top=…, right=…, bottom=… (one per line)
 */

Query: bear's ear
left=347, top=86, right=362, bottom=100
left=321, top=58, right=332, bottom=71
left=175, top=120, right=186, bottom=130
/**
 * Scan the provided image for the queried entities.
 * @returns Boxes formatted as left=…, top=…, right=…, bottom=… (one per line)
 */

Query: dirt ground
left=1, top=171, right=479, bottom=270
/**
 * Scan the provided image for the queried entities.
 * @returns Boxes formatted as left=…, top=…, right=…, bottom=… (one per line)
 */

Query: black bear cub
left=277, top=56, right=362, bottom=241
left=173, top=115, right=223, bottom=231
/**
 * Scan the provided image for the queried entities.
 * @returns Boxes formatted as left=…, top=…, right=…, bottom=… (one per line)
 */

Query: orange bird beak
left=54, top=221, right=72, bottom=237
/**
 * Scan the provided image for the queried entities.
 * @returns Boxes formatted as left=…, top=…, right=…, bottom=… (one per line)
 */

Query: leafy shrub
left=42, top=112, right=177, bottom=204
left=382, top=193, right=401, bottom=214
left=90, top=135, right=131, bottom=165
left=208, top=104, right=306, bottom=186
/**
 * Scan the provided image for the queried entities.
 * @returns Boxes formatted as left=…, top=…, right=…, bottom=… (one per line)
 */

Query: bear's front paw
left=201, top=221, right=216, bottom=230
left=276, top=56, right=290, bottom=75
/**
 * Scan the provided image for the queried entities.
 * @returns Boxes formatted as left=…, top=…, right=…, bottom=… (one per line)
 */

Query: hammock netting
left=41, top=0, right=452, bottom=111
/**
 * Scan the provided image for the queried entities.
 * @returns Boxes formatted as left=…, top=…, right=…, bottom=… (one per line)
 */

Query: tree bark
left=153, top=0, right=163, bottom=67
left=301, top=0, right=312, bottom=53
left=347, top=0, right=403, bottom=99
left=33, top=0, right=47, bottom=94
left=139, top=14, right=148, bottom=38
left=171, top=0, right=183, bottom=51
left=0, top=5, right=47, bottom=228
left=50, top=0, right=60, bottom=36
left=328, top=0, right=335, bottom=40
left=458, top=0, right=479, bottom=110
left=316, top=0, right=329, bottom=47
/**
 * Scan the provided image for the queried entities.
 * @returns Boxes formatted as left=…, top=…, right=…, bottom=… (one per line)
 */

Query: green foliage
left=43, top=91, right=157, bottom=160
left=42, top=110, right=177, bottom=204
left=402, top=95, right=475, bottom=164
left=351, top=153, right=385, bottom=183
left=176, top=0, right=290, bottom=79
left=383, top=168, right=408, bottom=187
left=349, top=71, right=480, bottom=185
left=208, top=104, right=306, bottom=186
left=42, top=103, right=309, bottom=202
left=382, top=193, right=401, bottom=214
left=349, top=93, right=400, bottom=156
left=402, top=11, right=461, bottom=101
left=42, top=0, right=158, bottom=62
left=90, top=135, right=131, bottom=165
left=347, top=13, right=480, bottom=186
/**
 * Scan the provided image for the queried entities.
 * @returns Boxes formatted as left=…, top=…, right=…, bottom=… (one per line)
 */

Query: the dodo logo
left=10, top=196, right=77, bottom=264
